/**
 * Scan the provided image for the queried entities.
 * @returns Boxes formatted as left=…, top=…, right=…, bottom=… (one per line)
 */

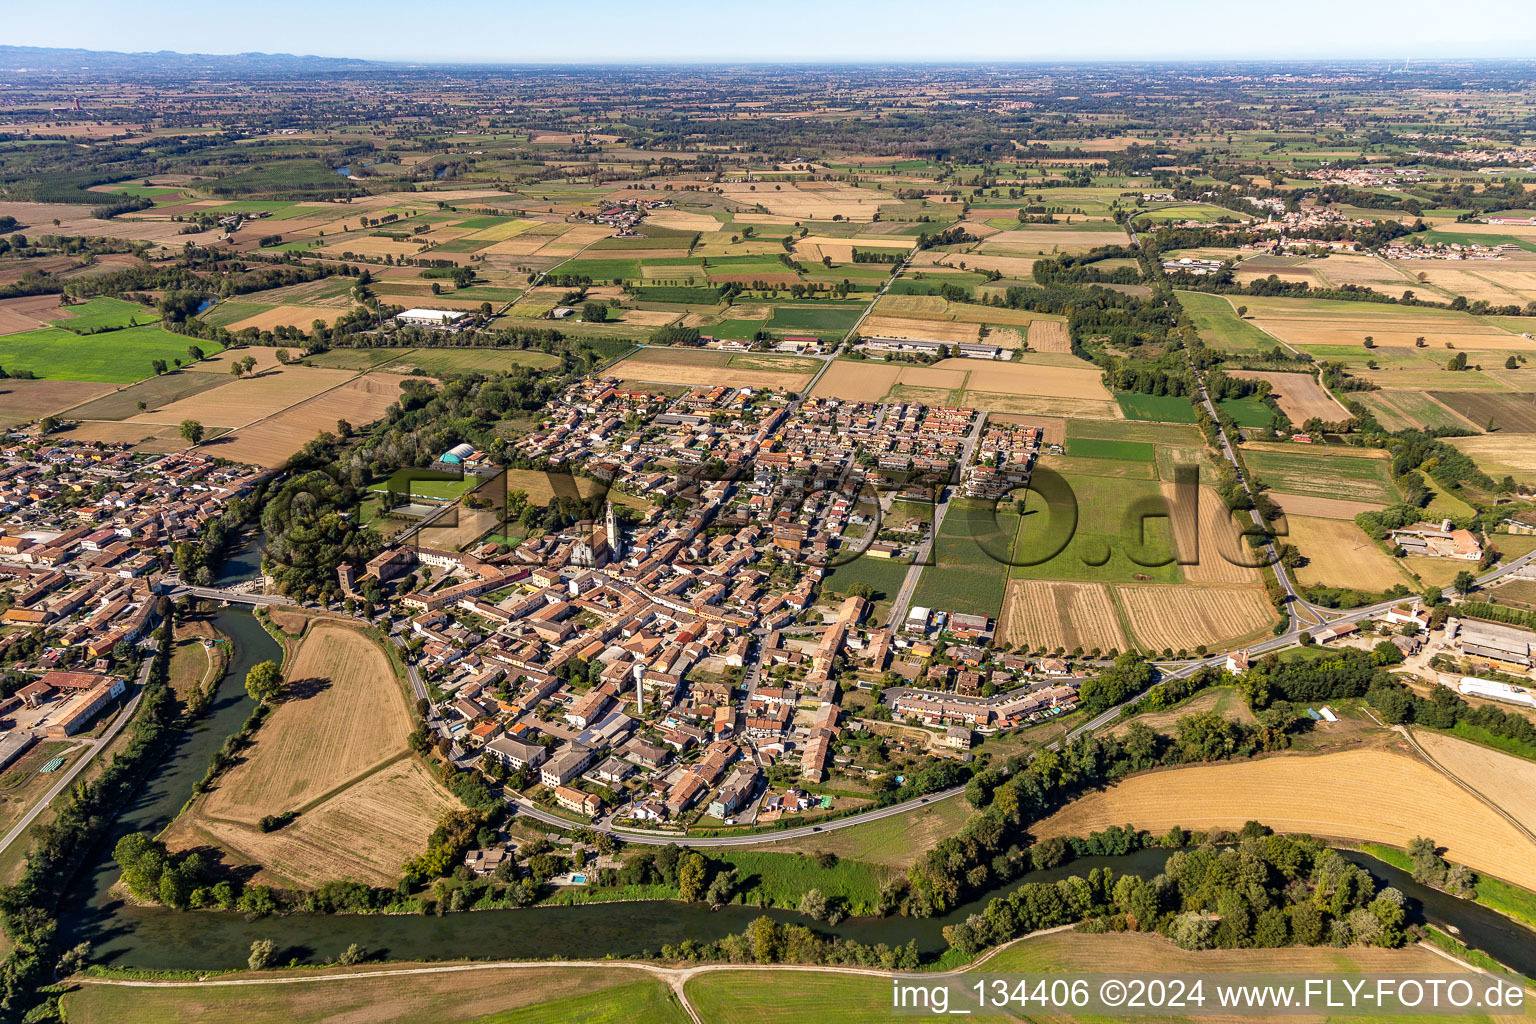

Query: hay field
left=1410, top=264, right=1536, bottom=306
left=1284, top=514, right=1410, bottom=590
left=611, top=351, right=813, bottom=390
left=177, top=756, right=459, bottom=889
left=998, top=579, right=1127, bottom=652
left=315, top=236, right=428, bottom=261
left=1256, top=317, right=1533, bottom=352
left=0, top=379, right=114, bottom=428
left=224, top=304, right=338, bottom=333
left=1414, top=730, right=1536, bottom=835
left=209, top=372, right=411, bottom=467
left=1230, top=370, right=1346, bottom=422
left=980, top=226, right=1127, bottom=255
left=645, top=209, right=722, bottom=233
left=716, top=181, right=899, bottom=221
left=1448, top=433, right=1536, bottom=483
left=944, top=358, right=1110, bottom=400
left=963, top=391, right=1124, bottom=419
left=127, top=366, right=354, bottom=428
left=932, top=252, right=1038, bottom=277
left=1031, top=748, right=1536, bottom=893
left=861, top=315, right=980, bottom=344
left=1027, top=320, right=1072, bottom=352
left=58, top=421, right=184, bottom=449
left=1115, top=583, right=1275, bottom=652
left=1164, top=485, right=1261, bottom=584
left=1268, top=491, right=1385, bottom=520
left=204, top=622, right=412, bottom=820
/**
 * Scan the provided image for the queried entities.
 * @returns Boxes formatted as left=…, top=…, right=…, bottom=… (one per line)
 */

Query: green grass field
left=1242, top=446, right=1398, bottom=504
left=1066, top=437, right=1155, bottom=461
left=553, top=258, right=642, bottom=281
left=50, top=296, right=160, bottom=334
left=1113, top=392, right=1197, bottom=424
left=1219, top=397, right=1275, bottom=428
left=715, top=851, right=889, bottom=914
left=910, top=499, right=1020, bottom=618
left=0, top=325, right=222, bottom=383
left=1176, top=290, right=1277, bottom=352
left=767, top=305, right=865, bottom=332
left=1009, top=468, right=1181, bottom=584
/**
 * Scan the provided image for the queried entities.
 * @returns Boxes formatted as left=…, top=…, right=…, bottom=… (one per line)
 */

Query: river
left=52, top=608, right=1536, bottom=975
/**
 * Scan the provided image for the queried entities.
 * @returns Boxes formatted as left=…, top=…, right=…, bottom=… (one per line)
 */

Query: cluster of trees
left=946, top=830, right=1407, bottom=956
left=647, top=915, right=922, bottom=971
left=1031, top=247, right=1144, bottom=286
left=1367, top=675, right=1536, bottom=755
left=914, top=225, right=980, bottom=250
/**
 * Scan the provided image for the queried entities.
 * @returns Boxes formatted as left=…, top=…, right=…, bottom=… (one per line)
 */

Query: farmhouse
left=396, top=308, right=471, bottom=332
left=1389, top=520, right=1482, bottom=561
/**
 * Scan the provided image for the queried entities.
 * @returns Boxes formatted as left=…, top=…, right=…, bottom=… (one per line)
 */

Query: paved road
left=887, top=411, right=988, bottom=627
left=0, top=657, right=152, bottom=858
left=173, top=585, right=295, bottom=607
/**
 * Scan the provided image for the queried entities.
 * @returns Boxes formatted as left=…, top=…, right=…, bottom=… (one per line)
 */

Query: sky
left=7, top=0, right=1536, bottom=64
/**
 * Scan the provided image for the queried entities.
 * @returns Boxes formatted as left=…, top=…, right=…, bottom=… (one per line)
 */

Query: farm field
left=611, top=349, right=814, bottom=390
left=127, top=364, right=355, bottom=428
left=997, top=579, right=1128, bottom=653
left=910, top=499, right=1018, bottom=618
left=1175, top=289, right=1276, bottom=352
left=1230, top=370, right=1345, bottom=423
left=1241, top=445, right=1398, bottom=504
left=48, top=296, right=159, bottom=333
left=1114, top=583, right=1275, bottom=653
left=1448, top=434, right=1536, bottom=484
left=0, top=378, right=114, bottom=428
left=0, top=324, right=223, bottom=383
left=61, top=966, right=687, bottom=1024
left=1429, top=391, right=1536, bottom=434
left=164, top=620, right=454, bottom=887
left=1167, top=484, right=1262, bottom=584
left=1355, top=390, right=1479, bottom=433
left=1114, top=392, right=1197, bottom=423
left=1031, top=747, right=1536, bottom=893
left=1267, top=491, right=1385, bottom=520
left=1283, top=514, right=1409, bottom=590
left=208, top=372, right=415, bottom=468
left=1008, top=465, right=1181, bottom=584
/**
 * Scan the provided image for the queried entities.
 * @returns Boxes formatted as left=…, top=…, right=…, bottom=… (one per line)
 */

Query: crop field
left=61, top=964, right=685, bottom=1024
left=1114, top=392, right=1197, bottom=423
left=765, top=304, right=864, bottom=333
left=860, top=315, right=980, bottom=344
left=998, top=579, right=1128, bottom=652
left=59, top=371, right=230, bottom=421
left=1267, top=491, right=1385, bottom=520
left=208, top=372, right=412, bottom=467
left=1230, top=370, right=1345, bottom=423
left=224, top=304, right=341, bottom=333
left=0, top=324, right=223, bottom=383
left=205, top=622, right=412, bottom=819
left=1032, top=748, right=1536, bottom=893
left=978, top=224, right=1128, bottom=255
left=811, top=361, right=966, bottom=402
left=1025, top=319, right=1071, bottom=352
left=910, top=499, right=1018, bottom=618
left=611, top=350, right=814, bottom=390
left=1166, top=484, right=1262, bottom=584
left=1009, top=467, right=1182, bottom=584
left=49, top=296, right=159, bottom=333
left=1355, top=389, right=1479, bottom=432
left=128, top=365, right=355, bottom=428
left=947, top=358, right=1111, bottom=400
left=1448, top=434, right=1536, bottom=484
left=1252, top=314, right=1533, bottom=352
left=0, top=294, right=67, bottom=335
left=1429, top=391, right=1536, bottom=434
left=1284, top=514, right=1408, bottom=590
left=1115, top=583, right=1275, bottom=652
left=1241, top=445, right=1398, bottom=504
left=0, top=378, right=115, bottom=428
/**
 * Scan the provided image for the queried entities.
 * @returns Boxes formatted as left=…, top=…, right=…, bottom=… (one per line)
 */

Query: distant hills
left=0, top=45, right=376, bottom=75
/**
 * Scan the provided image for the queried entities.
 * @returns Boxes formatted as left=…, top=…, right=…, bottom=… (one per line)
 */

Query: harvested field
left=1448, top=433, right=1536, bottom=484
left=1268, top=491, right=1385, bottom=520
left=204, top=622, right=411, bottom=820
left=860, top=315, right=980, bottom=344
left=932, top=252, right=1037, bottom=277
left=0, top=379, right=114, bottom=428
left=1230, top=370, right=1346, bottom=423
left=225, top=305, right=339, bottom=334
left=645, top=210, right=723, bottom=233
left=1257, top=317, right=1534, bottom=352
left=0, top=294, right=64, bottom=335
left=1031, top=748, right=1536, bottom=893
left=962, top=392, right=1123, bottom=419
left=998, top=580, right=1128, bottom=652
left=980, top=226, right=1128, bottom=255
left=611, top=351, right=813, bottom=390
left=175, top=756, right=459, bottom=889
left=1430, top=391, right=1536, bottom=434
left=809, top=361, right=967, bottom=402
left=945, top=358, right=1111, bottom=400
left=315, top=236, right=429, bottom=261
left=1114, top=583, right=1275, bottom=652
left=127, top=366, right=354, bottom=428
left=1164, top=484, right=1261, bottom=584
left=207, top=372, right=412, bottom=467
left=1284, top=514, right=1409, bottom=590
left=1355, top=390, right=1479, bottom=433
left=1026, top=320, right=1072, bottom=352
left=57, top=421, right=184, bottom=450
left=61, top=371, right=229, bottom=421
left=1241, top=445, right=1399, bottom=504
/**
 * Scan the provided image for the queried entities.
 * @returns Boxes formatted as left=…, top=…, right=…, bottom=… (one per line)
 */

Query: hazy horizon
left=5, top=0, right=1536, bottom=66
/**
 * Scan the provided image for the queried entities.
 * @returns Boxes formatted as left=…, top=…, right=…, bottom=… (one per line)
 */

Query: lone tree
left=581, top=301, right=608, bottom=323
left=245, top=660, right=283, bottom=703
left=248, top=938, right=276, bottom=971
left=179, top=419, right=204, bottom=445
